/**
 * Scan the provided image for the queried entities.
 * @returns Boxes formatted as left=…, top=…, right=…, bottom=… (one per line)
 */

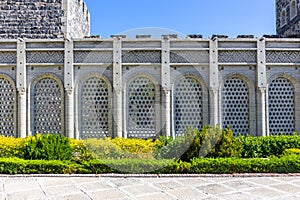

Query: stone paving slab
left=1, top=175, right=300, bottom=199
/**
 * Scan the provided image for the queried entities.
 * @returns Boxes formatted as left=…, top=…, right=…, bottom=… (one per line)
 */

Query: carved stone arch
left=76, top=73, right=113, bottom=139
left=0, top=74, right=17, bottom=137
left=220, top=73, right=256, bottom=136
left=171, top=73, right=208, bottom=136
left=124, top=72, right=161, bottom=138
left=29, top=73, right=64, bottom=136
left=267, top=73, right=300, bottom=135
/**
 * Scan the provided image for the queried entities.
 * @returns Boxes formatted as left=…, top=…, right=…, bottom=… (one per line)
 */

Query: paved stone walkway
left=1, top=175, right=300, bottom=199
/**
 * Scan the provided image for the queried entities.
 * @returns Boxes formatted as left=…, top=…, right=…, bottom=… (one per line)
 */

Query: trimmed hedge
left=0, top=158, right=81, bottom=174
left=1, top=155, right=300, bottom=174
left=191, top=155, right=300, bottom=174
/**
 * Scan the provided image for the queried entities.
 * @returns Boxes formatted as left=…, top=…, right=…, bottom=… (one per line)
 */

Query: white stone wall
left=0, top=37, right=299, bottom=138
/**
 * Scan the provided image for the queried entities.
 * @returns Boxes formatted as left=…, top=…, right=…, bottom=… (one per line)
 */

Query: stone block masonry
left=0, top=37, right=299, bottom=139
left=276, top=0, right=300, bottom=37
left=0, top=0, right=90, bottom=39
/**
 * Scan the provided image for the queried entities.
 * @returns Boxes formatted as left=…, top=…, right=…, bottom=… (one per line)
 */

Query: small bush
left=83, top=138, right=125, bottom=159
left=0, top=136, right=26, bottom=158
left=111, top=137, right=163, bottom=159
left=176, top=126, right=243, bottom=161
left=240, top=135, right=300, bottom=158
left=155, top=129, right=195, bottom=160
left=69, top=139, right=94, bottom=163
left=23, top=134, right=73, bottom=161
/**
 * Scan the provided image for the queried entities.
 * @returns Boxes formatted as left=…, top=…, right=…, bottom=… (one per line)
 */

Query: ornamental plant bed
left=0, top=127, right=300, bottom=174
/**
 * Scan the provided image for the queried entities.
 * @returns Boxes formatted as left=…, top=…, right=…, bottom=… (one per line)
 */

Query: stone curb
left=1, top=173, right=300, bottom=178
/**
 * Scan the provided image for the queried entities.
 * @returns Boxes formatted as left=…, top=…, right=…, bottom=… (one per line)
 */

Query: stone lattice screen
left=0, top=38, right=298, bottom=138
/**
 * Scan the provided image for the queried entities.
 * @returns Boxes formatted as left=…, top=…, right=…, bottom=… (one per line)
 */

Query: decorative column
left=64, top=39, right=75, bottom=138
left=113, top=37, right=123, bottom=138
left=209, top=38, right=219, bottom=126
left=162, top=36, right=171, bottom=138
left=17, top=39, right=27, bottom=138
left=257, top=38, right=267, bottom=136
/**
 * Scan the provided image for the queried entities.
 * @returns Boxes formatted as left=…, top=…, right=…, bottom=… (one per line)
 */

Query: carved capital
left=65, top=87, right=74, bottom=96
left=114, top=87, right=122, bottom=94
left=17, top=87, right=26, bottom=95
left=162, top=86, right=171, bottom=94
left=258, top=86, right=267, bottom=94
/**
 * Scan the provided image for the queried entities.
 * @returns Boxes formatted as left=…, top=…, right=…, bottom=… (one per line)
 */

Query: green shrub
left=69, top=139, right=94, bottom=163
left=111, top=137, right=163, bottom=159
left=172, top=126, right=243, bottom=161
left=83, top=137, right=163, bottom=160
left=283, top=148, right=300, bottom=156
left=0, top=136, right=26, bottom=158
left=23, top=134, right=73, bottom=161
left=155, top=129, right=195, bottom=160
left=83, top=138, right=125, bottom=159
left=208, top=126, right=243, bottom=158
left=240, top=135, right=300, bottom=158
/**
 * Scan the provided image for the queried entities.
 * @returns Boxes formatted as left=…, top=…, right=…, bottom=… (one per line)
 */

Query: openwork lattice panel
left=222, top=77, right=250, bottom=136
left=268, top=77, right=295, bottom=135
left=0, top=78, right=16, bottom=137
left=0, top=52, right=16, bottom=64
left=127, top=77, right=156, bottom=138
left=74, top=51, right=113, bottom=63
left=266, top=51, right=300, bottom=63
left=218, top=51, right=257, bottom=63
left=80, top=77, right=110, bottom=139
left=26, top=51, right=64, bottom=63
left=33, top=78, right=63, bottom=135
left=170, top=51, right=209, bottom=63
left=122, top=50, right=161, bottom=63
left=174, top=77, right=202, bottom=136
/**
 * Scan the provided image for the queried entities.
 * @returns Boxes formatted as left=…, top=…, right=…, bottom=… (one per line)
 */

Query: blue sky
left=84, top=0, right=275, bottom=38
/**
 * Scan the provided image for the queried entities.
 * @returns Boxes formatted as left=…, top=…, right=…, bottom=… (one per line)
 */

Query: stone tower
left=276, top=0, right=300, bottom=37
left=0, top=0, right=90, bottom=39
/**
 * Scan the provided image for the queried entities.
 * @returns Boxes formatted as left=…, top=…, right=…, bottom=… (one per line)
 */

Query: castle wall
left=64, top=0, right=90, bottom=38
left=0, top=0, right=89, bottom=39
left=276, top=0, right=300, bottom=37
left=0, top=37, right=299, bottom=138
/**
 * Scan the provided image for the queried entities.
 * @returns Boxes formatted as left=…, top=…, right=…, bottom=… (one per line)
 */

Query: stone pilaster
left=113, top=37, right=123, bottom=138
left=64, top=39, right=75, bottom=138
left=209, top=38, right=219, bottom=126
left=17, top=39, right=27, bottom=138
left=257, top=38, right=267, bottom=136
left=162, top=36, right=171, bottom=138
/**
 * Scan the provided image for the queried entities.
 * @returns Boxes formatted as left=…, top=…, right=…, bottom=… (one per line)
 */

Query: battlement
left=0, top=0, right=90, bottom=39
